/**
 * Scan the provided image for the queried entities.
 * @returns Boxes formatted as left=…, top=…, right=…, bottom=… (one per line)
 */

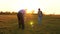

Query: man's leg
left=38, top=17, right=42, bottom=25
left=22, top=22, right=25, bottom=30
left=18, top=21, right=21, bottom=28
left=40, top=17, right=42, bottom=25
left=38, top=17, right=40, bottom=24
left=21, top=18, right=25, bottom=30
left=17, top=15, right=21, bottom=28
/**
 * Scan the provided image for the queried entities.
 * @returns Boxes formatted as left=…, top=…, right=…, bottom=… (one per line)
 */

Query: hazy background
left=0, top=0, right=60, bottom=15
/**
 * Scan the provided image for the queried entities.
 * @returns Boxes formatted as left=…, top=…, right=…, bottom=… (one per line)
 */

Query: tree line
left=0, top=11, right=17, bottom=15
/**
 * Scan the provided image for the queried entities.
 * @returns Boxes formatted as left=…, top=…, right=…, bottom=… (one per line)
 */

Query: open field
left=0, top=14, right=60, bottom=34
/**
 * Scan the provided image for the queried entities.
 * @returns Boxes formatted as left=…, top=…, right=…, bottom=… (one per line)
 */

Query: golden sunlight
left=26, top=9, right=32, bottom=14
left=0, top=0, right=60, bottom=15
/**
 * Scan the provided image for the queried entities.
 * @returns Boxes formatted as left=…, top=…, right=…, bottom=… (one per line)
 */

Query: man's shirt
left=38, top=11, right=43, bottom=17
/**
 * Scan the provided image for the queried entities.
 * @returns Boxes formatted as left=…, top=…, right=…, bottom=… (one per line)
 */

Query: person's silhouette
left=17, top=9, right=25, bottom=30
left=38, top=8, right=43, bottom=25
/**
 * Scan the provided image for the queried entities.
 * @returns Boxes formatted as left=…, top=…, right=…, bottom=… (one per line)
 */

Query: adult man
left=17, top=9, right=25, bottom=30
left=38, top=8, right=43, bottom=25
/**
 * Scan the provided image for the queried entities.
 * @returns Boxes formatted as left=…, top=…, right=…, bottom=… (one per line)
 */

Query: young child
left=38, top=8, right=43, bottom=25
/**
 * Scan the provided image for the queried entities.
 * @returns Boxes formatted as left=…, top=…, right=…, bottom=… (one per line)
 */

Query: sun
left=26, top=11, right=32, bottom=14
left=26, top=9, right=32, bottom=14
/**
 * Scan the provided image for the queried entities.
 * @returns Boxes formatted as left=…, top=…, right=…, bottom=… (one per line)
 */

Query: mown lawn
left=0, top=14, right=60, bottom=34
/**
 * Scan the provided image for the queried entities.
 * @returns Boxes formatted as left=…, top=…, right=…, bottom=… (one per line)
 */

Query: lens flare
left=30, top=21, right=34, bottom=27
left=30, top=21, right=33, bottom=25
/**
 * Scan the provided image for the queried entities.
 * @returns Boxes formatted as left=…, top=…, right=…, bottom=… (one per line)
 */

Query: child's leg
left=38, top=17, right=42, bottom=25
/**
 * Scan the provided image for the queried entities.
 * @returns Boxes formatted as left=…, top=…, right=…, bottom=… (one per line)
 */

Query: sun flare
left=0, top=0, right=60, bottom=15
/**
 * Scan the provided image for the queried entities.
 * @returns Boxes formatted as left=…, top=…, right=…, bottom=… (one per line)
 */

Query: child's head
left=38, top=8, right=40, bottom=11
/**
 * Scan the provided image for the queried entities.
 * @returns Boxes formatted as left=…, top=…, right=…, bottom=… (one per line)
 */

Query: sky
left=0, top=0, right=60, bottom=15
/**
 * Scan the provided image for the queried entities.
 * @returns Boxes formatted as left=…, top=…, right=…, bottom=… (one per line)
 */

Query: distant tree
left=0, top=11, right=3, bottom=15
left=0, top=11, right=17, bottom=15
left=11, top=12, right=17, bottom=15
left=32, top=10, right=34, bottom=14
left=4, top=11, right=10, bottom=15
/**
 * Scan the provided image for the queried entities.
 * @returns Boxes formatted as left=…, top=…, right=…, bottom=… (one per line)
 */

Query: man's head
left=18, top=9, right=26, bottom=15
left=38, top=8, right=41, bottom=11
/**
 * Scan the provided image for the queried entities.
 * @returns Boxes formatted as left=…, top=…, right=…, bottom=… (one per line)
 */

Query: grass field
left=0, top=14, right=60, bottom=34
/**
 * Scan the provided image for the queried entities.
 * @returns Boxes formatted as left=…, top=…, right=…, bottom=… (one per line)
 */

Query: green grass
left=0, top=15, right=60, bottom=34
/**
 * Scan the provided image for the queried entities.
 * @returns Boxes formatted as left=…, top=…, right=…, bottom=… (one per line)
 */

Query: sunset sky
left=0, top=0, right=60, bottom=15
